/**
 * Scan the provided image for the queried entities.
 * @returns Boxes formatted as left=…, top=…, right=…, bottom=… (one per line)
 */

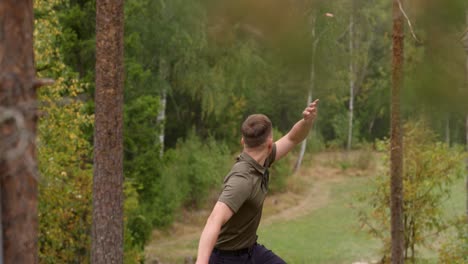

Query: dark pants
left=209, top=243, right=286, bottom=264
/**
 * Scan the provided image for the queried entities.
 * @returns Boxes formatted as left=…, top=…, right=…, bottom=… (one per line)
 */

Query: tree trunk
left=347, top=4, right=355, bottom=151
left=391, top=0, right=405, bottom=263
left=464, top=9, right=468, bottom=223
left=465, top=114, right=468, bottom=222
left=158, top=90, right=167, bottom=157
left=295, top=91, right=312, bottom=173
left=92, top=0, right=125, bottom=263
left=0, top=0, right=39, bottom=263
left=0, top=186, right=2, bottom=263
left=157, top=59, right=168, bottom=158
left=445, top=115, right=450, bottom=146
left=294, top=14, right=316, bottom=173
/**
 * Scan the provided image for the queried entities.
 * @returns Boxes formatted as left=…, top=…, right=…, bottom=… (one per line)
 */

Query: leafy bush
left=154, top=132, right=231, bottom=225
left=438, top=215, right=468, bottom=264
left=329, top=112, right=361, bottom=149
left=306, top=129, right=326, bottom=153
left=269, top=128, right=293, bottom=193
left=35, top=1, right=94, bottom=261
left=36, top=2, right=145, bottom=262
left=357, top=121, right=465, bottom=262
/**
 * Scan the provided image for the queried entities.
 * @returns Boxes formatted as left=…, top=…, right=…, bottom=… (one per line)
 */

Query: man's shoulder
left=224, top=162, right=254, bottom=182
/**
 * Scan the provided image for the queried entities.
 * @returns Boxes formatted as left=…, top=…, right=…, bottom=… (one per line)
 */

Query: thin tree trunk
left=347, top=4, right=355, bottom=151
left=295, top=91, right=312, bottom=173
left=158, top=90, right=166, bottom=157
left=445, top=115, right=450, bottom=146
left=465, top=114, right=468, bottom=222
left=294, top=14, right=316, bottom=173
left=391, top=0, right=405, bottom=263
left=0, top=0, right=39, bottom=262
left=464, top=9, right=468, bottom=223
left=157, top=59, right=168, bottom=158
left=92, top=0, right=125, bottom=263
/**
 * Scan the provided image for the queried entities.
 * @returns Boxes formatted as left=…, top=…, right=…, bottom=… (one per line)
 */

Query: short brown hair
left=241, top=114, right=272, bottom=148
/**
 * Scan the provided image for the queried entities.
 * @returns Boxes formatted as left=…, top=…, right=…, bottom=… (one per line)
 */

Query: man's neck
left=244, top=148, right=269, bottom=166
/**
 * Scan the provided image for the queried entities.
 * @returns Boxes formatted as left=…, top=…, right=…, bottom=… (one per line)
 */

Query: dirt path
left=144, top=151, right=375, bottom=263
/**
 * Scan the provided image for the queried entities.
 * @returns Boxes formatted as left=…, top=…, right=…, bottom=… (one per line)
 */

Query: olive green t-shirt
left=215, top=144, right=276, bottom=250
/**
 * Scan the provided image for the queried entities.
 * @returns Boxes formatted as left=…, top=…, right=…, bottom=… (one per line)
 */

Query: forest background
left=33, top=0, right=467, bottom=263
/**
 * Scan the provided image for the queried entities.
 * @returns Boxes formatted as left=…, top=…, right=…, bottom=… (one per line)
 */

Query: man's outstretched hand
left=303, top=99, right=319, bottom=123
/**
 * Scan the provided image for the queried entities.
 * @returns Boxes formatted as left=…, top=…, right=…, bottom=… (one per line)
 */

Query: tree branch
left=397, top=0, right=422, bottom=44
left=33, top=78, right=54, bottom=89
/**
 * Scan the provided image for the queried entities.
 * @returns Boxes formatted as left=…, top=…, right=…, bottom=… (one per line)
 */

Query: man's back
left=216, top=147, right=276, bottom=250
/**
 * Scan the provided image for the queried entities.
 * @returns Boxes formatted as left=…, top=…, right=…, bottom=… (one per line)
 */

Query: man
left=196, top=99, right=319, bottom=264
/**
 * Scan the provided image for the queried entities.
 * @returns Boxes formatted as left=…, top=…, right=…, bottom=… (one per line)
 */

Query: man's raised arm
left=275, top=99, right=319, bottom=161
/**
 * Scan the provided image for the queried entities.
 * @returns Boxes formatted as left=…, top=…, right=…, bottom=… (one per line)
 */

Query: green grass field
left=257, top=176, right=466, bottom=264
left=258, top=176, right=381, bottom=264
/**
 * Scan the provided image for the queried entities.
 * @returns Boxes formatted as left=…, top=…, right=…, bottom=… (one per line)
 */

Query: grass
left=256, top=174, right=467, bottom=264
left=144, top=151, right=467, bottom=264
left=257, top=176, right=381, bottom=264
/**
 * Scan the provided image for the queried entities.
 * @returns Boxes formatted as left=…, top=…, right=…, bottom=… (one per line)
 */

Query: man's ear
left=267, top=137, right=273, bottom=150
left=241, top=137, right=244, bottom=146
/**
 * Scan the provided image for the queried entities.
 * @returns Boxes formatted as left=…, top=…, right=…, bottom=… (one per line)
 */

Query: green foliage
left=269, top=128, right=293, bottom=193
left=35, top=0, right=93, bottom=262
left=124, top=95, right=162, bottom=198
left=161, top=132, right=231, bottom=210
left=123, top=181, right=146, bottom=263
left=438, top=216, right=468, bottom=264
left=122, top=95, right=163, bottom=253
left=35, top=1, right=144, bottom=262
left=55, top=0, right=96, bottom=84
left=357, top=121, right=465, bottom=262
left=306, top=130, right=326, bottom=154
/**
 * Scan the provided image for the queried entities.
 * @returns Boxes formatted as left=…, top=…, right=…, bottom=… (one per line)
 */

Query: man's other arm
left=275, top=99, right=319, bottom=161
left=195, top=201, right=234, bottom=264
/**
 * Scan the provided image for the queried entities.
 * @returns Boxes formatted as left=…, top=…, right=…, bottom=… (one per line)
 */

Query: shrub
left=306, top=129, right=326, bottom=153
left=357, top=121, right=465, bottom=262
left=269, top=128, right=293, bottom=193
left=154, top=132, right=231, bottom=225
left=438, top=215, right=468, bottom=264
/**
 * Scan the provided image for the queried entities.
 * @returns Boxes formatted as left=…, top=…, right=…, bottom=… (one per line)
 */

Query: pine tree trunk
left=391, top=0, right=405, bottom=263
left=464, top=9, right=468, bottom=223
left=0, top=1, right=39, bottom=262
left=347, top=4, right=355, bottom=152
left=92, top=0, right=125, bottom=263
left=0, top=188, right=2, bottom=262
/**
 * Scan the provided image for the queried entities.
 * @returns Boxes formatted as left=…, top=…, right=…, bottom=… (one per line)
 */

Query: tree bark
left=0, top=0, right=40, bottom=262
left=391, top=0, right=405, bottom=263
left=92, top=0, right=125, bottom=263
left=464, top=9, right=468, bottom=223
left=0, top=0, right=39, bottom=263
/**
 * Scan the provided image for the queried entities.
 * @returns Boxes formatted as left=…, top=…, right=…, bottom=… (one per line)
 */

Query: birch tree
left=92, top=0, right=125, bottom=262
left=294, top=11, right=334, bottom=173
left=294, top=13, right=317, bottom=173
left=347, top=0, right=356, bottom=151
